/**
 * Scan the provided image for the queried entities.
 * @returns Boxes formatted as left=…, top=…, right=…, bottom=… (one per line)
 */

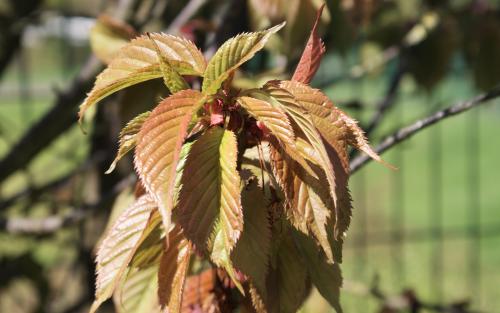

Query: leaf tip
left=271, top=21, right=287, bottom=33
left=88, top=300, right=101, bottom=313
left=104, top=162, right=116, bottom=174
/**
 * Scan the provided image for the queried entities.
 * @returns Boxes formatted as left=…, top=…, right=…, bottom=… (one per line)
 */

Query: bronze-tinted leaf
left=90, top=195, right=157, bottom=313
left=294, top=230, right=343, bottom=313
left=79, top=33, right=206, bottom=121
left=263, top=82, right=339, bottom=231
left=158, top=227, right=193, bottom=313
left=278, top=80, right=392, bottom=170
left=291, top=4, right=326, bottom=84
left=231, top=180, right=271, bottom=302
left=277, top=80, right=393, bottom=239
left=134, top=89, right=206, bottom=234
left=202, top=23, right=285, bottom=95
left=178, top=127, right=244, bottom=291
left=106, top=111, right=151, bottom=174
left=265, top=223, right=310, bottom=313
left=269, top=142, right=335, bottom=263
left=236, top=95, right=314, bottom=175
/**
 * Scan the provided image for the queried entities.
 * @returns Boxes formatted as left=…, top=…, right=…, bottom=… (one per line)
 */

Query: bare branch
left=350, top=84, right=500, bottom=174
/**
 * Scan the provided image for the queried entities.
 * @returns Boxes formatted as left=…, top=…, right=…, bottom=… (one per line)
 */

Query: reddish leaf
left=134, top=89, right=206, bottom=233
left=291, top=4, right=326, bottom=84
left=158, top=227, right=193, bottom=313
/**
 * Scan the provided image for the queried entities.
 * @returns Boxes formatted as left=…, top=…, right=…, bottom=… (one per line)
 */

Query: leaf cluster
left=82, top=8, right=388, bottom=313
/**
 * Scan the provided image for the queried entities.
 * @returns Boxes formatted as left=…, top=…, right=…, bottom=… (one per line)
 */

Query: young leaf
left=293, top=231, right=343, bottom=313
left=106, top=111, right=151, bottom=174
left=277, top=80, right=393, bottom=170
left=90, top=195, right=157, bottom=313
left=128, top=209, right=163, bottom=269
left=265, top=223, right=310, bottom=313
left=291, top=4, right=326, bottom=84
left=158, top=227, right=193, bottom=313
left=276, top=80, right=393, bottom=238
left=269, top=142, right=335, bottom=263
left=79, top=33, right=206, bottom=121
left=231, top=180, right=271, bottom=303
left=113, top=214, right=162, bottom=313
left=147, top=33, right=189, bottom=93
left=114, top=265, right=161, bottom=313
left=177, top=127, right=244, bottom=291
left=134, top=89, right=206, bottom=235
left=201, top=22, right=285, bottom=95
left=236, top=95, right=315, bottom=177
left=263, top=82, right=339, bottom=232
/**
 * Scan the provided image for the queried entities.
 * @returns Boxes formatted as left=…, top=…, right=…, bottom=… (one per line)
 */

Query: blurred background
left=0, top=0, right=499, bottom=312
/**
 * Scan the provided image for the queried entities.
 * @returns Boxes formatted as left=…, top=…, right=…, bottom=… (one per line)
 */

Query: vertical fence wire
left=467, top=108, right=481, bottom=305
left=391, top=85, right=405, bottom=287
left=429, top=97, right=444, bottom=300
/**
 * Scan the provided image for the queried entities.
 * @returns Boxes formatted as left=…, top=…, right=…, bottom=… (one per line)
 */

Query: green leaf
left=79, top=33, right=206, bottom=122
left=201, top=22, right=285, bottom=95
left=90, top=195, right=157, bottom=313
left=106, top=111, right=151, bottom=174
left=231, top=180, right=271, bottom=302
left=266, top=223, right=310, bottom=313
left=294, top=231, right=343, bottom=313
left=177, top=127, right=244, bottom=292
left=158, top=227, right=193, bottom=313
left=134, top=90, right=206, bottom=236
left=128, top=210, right=163, bottom=269
left=114, top=263, right=161, bottom=313
left=147, top=33, right=189, bottom=93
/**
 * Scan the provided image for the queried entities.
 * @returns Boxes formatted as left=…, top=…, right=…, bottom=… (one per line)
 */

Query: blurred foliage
left=0, top=0, right=499, bottom=313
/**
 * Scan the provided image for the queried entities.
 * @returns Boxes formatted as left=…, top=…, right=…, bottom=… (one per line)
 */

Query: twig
left=350, top=84, right=500, bottom=174
left=0, top=175, right=135, bottom=235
